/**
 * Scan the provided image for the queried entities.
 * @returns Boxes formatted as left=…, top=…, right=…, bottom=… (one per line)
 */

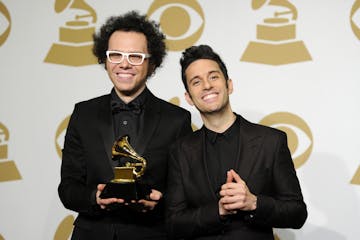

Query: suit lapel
left=134, top=91, right=160, bottom=155
left=97, top=95, right=116, bottom=167
left=236, top=115, right=262, bottom=181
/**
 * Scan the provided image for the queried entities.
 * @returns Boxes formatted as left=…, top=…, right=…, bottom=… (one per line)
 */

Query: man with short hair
left=166, top=45, right=307, bottom=239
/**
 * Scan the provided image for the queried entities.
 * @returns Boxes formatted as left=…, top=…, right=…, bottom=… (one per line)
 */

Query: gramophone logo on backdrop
left=54, top=215, right=74, bottom=240
left=350, top=0, right=360, bottom=41
left=0, top=1, right=11, bottom=47
left=44, top=0, right=97, bottom=66
left=169, top=97, right=199, bottom=131
left=54, top=116, right=75, bottom=240
left=259, top=112, right=313, bottom=169
left=241, top=0, right=312, bottom=65
left=351, top=166, right=360, bottom=185
left=55, top=116, right=70, bottom=158
left=147, top=0, right=205, bottom=51
left=0, top=122, right=22, bottom=182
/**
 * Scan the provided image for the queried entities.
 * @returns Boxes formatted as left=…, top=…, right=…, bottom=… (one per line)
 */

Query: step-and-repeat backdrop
left=1, top=0, right=360, bottom=239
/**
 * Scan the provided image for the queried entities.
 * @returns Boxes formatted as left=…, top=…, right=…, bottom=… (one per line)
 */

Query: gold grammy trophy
left=100, top=135, right=150, bottom=201
left=241, top=0, right=311, bottom=65
left=44, top=0, right=97, bottom=66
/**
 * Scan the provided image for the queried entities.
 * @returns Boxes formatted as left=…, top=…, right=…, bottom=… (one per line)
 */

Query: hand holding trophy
left=100, top=135, right=151, bottom=202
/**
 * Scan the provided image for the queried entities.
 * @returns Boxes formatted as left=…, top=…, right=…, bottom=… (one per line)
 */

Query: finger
left=220, top=181, right=243, bottom=193
left=98, top=198, right=115, bottom=206
left=220, top=194, right=241, bottom=205
left=230, top=169, right=244, bottom=184
left=221, top=196, right=243, bottom=210
left=219, top=188, right=237, bottom=197
left=223, top=202, right=241, bottom=211
left=138, top=199, right=156, bottom=210
left=150, top=189, right=162, bottom=201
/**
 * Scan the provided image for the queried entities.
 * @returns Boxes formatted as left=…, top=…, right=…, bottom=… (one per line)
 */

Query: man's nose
left=203, top=78, right=212, bottom=89
left=119, top=56, right=131, bottom=67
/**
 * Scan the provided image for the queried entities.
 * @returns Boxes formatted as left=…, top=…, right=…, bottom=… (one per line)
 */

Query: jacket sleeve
left=166, top=142, right=227, bottom=239
left=248, top=131, right=308, bottom=229
left=58, top=104, right=102, bottom=215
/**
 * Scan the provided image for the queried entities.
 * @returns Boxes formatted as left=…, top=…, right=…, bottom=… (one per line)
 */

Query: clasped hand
left=218, top=169, right=257, bottom=216
left=96, top=184, right=162, bottom=212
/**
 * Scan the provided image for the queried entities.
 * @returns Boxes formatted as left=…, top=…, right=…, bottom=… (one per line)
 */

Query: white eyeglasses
left=106, top=50, right=151, bottom=65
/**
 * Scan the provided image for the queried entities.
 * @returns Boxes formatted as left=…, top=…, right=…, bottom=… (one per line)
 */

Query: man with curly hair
left=58, top=11, right=192, bottom=240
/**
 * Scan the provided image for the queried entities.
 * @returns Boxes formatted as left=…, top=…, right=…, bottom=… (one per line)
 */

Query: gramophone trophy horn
left=100, top=135, right=151, bottom=201
left=112, top=135, right=146, bottom=180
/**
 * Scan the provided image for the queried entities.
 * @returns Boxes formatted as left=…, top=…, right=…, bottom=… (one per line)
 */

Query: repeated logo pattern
left=55, top=116, right=70, bottom=158
left=0, top=1, right=11, bottom=47
left=351, top=166, right=360, bottom=185
left=148, top=0, right=205, bottom=51
left=241, top=0, right=312, bottom=65
left=0, top=122, right=21, bottom=182
left=259, top=112, right=313, bottom=169
left=2, top=1, right=360, bottom=239
left=44, top=0, right=97, bottom=66
left=54, top=215, right=74, bottom=240
left=351, top=0, right=360, bottom=40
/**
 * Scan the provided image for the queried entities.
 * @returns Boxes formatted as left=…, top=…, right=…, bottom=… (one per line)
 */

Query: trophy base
left=100, top=181, right=151, bottom=201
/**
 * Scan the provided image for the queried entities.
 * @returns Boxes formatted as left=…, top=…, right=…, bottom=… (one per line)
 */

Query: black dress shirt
left=204, top=115, right=240, bottom=195
left=111, top=88, right=148, bottom=166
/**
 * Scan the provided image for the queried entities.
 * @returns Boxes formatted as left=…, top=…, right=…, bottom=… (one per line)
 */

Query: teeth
left=203, top=93, right=217, bottom=100
left=116, top=73, right=132, bottom=77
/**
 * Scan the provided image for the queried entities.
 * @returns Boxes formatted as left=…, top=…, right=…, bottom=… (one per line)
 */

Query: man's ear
left=227, top=79, right=234, bottom=95
left=147, top=64, right=156, bottom=78
left=185, top=92, right=194, bottom=106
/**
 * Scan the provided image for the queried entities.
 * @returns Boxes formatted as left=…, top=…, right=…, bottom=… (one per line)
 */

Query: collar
left=111, top=87, right=149, bottom=106
left=205, top=115, right=239, bottom=144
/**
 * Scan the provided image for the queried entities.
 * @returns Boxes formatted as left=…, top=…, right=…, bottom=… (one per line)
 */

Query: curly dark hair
left=92, top=11, right=166, bottom=76
left=180, top=45, right=229, bottom=91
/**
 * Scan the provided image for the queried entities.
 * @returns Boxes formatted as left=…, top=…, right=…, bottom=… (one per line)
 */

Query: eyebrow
left=108, top=49, right=146, bottom=53
left=188, top=70, right=221, bottom=83
left=208, top=70, right=221, bottom=75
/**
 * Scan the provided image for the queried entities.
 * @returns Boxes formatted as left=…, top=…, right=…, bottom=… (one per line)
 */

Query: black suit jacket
left=58, top=89, right=192, bottom=239
left=166, top=115, right=307, bottom=240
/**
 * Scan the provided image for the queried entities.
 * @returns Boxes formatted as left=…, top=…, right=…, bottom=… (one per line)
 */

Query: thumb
left=97, top=184, right=106, bottom=191
left=150, top=189, right=162, bottom=201
left=226, top=170, right=233, bottom=183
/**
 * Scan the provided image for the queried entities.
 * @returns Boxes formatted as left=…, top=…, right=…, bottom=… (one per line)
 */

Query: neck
left=201, top=106, right=236, bottom=133
left=114, top=85, right=146, bottom=104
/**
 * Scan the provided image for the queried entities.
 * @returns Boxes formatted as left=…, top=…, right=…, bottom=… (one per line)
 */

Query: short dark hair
left=92, top=11, right=166, bottom=76
left=180, top=45, right=229, bottom=91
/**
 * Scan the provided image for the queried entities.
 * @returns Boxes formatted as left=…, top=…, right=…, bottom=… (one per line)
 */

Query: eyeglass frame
left=106, top=50, right=151, bottom=65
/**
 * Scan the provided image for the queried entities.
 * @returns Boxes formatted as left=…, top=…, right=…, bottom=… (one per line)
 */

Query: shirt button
left=122, top=120, right=128, bottom=125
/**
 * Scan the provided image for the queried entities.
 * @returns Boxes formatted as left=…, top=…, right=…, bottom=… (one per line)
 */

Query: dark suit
left=166, top=115, right=307, bottom=240
left=58, top=90, right=192, bottom=240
